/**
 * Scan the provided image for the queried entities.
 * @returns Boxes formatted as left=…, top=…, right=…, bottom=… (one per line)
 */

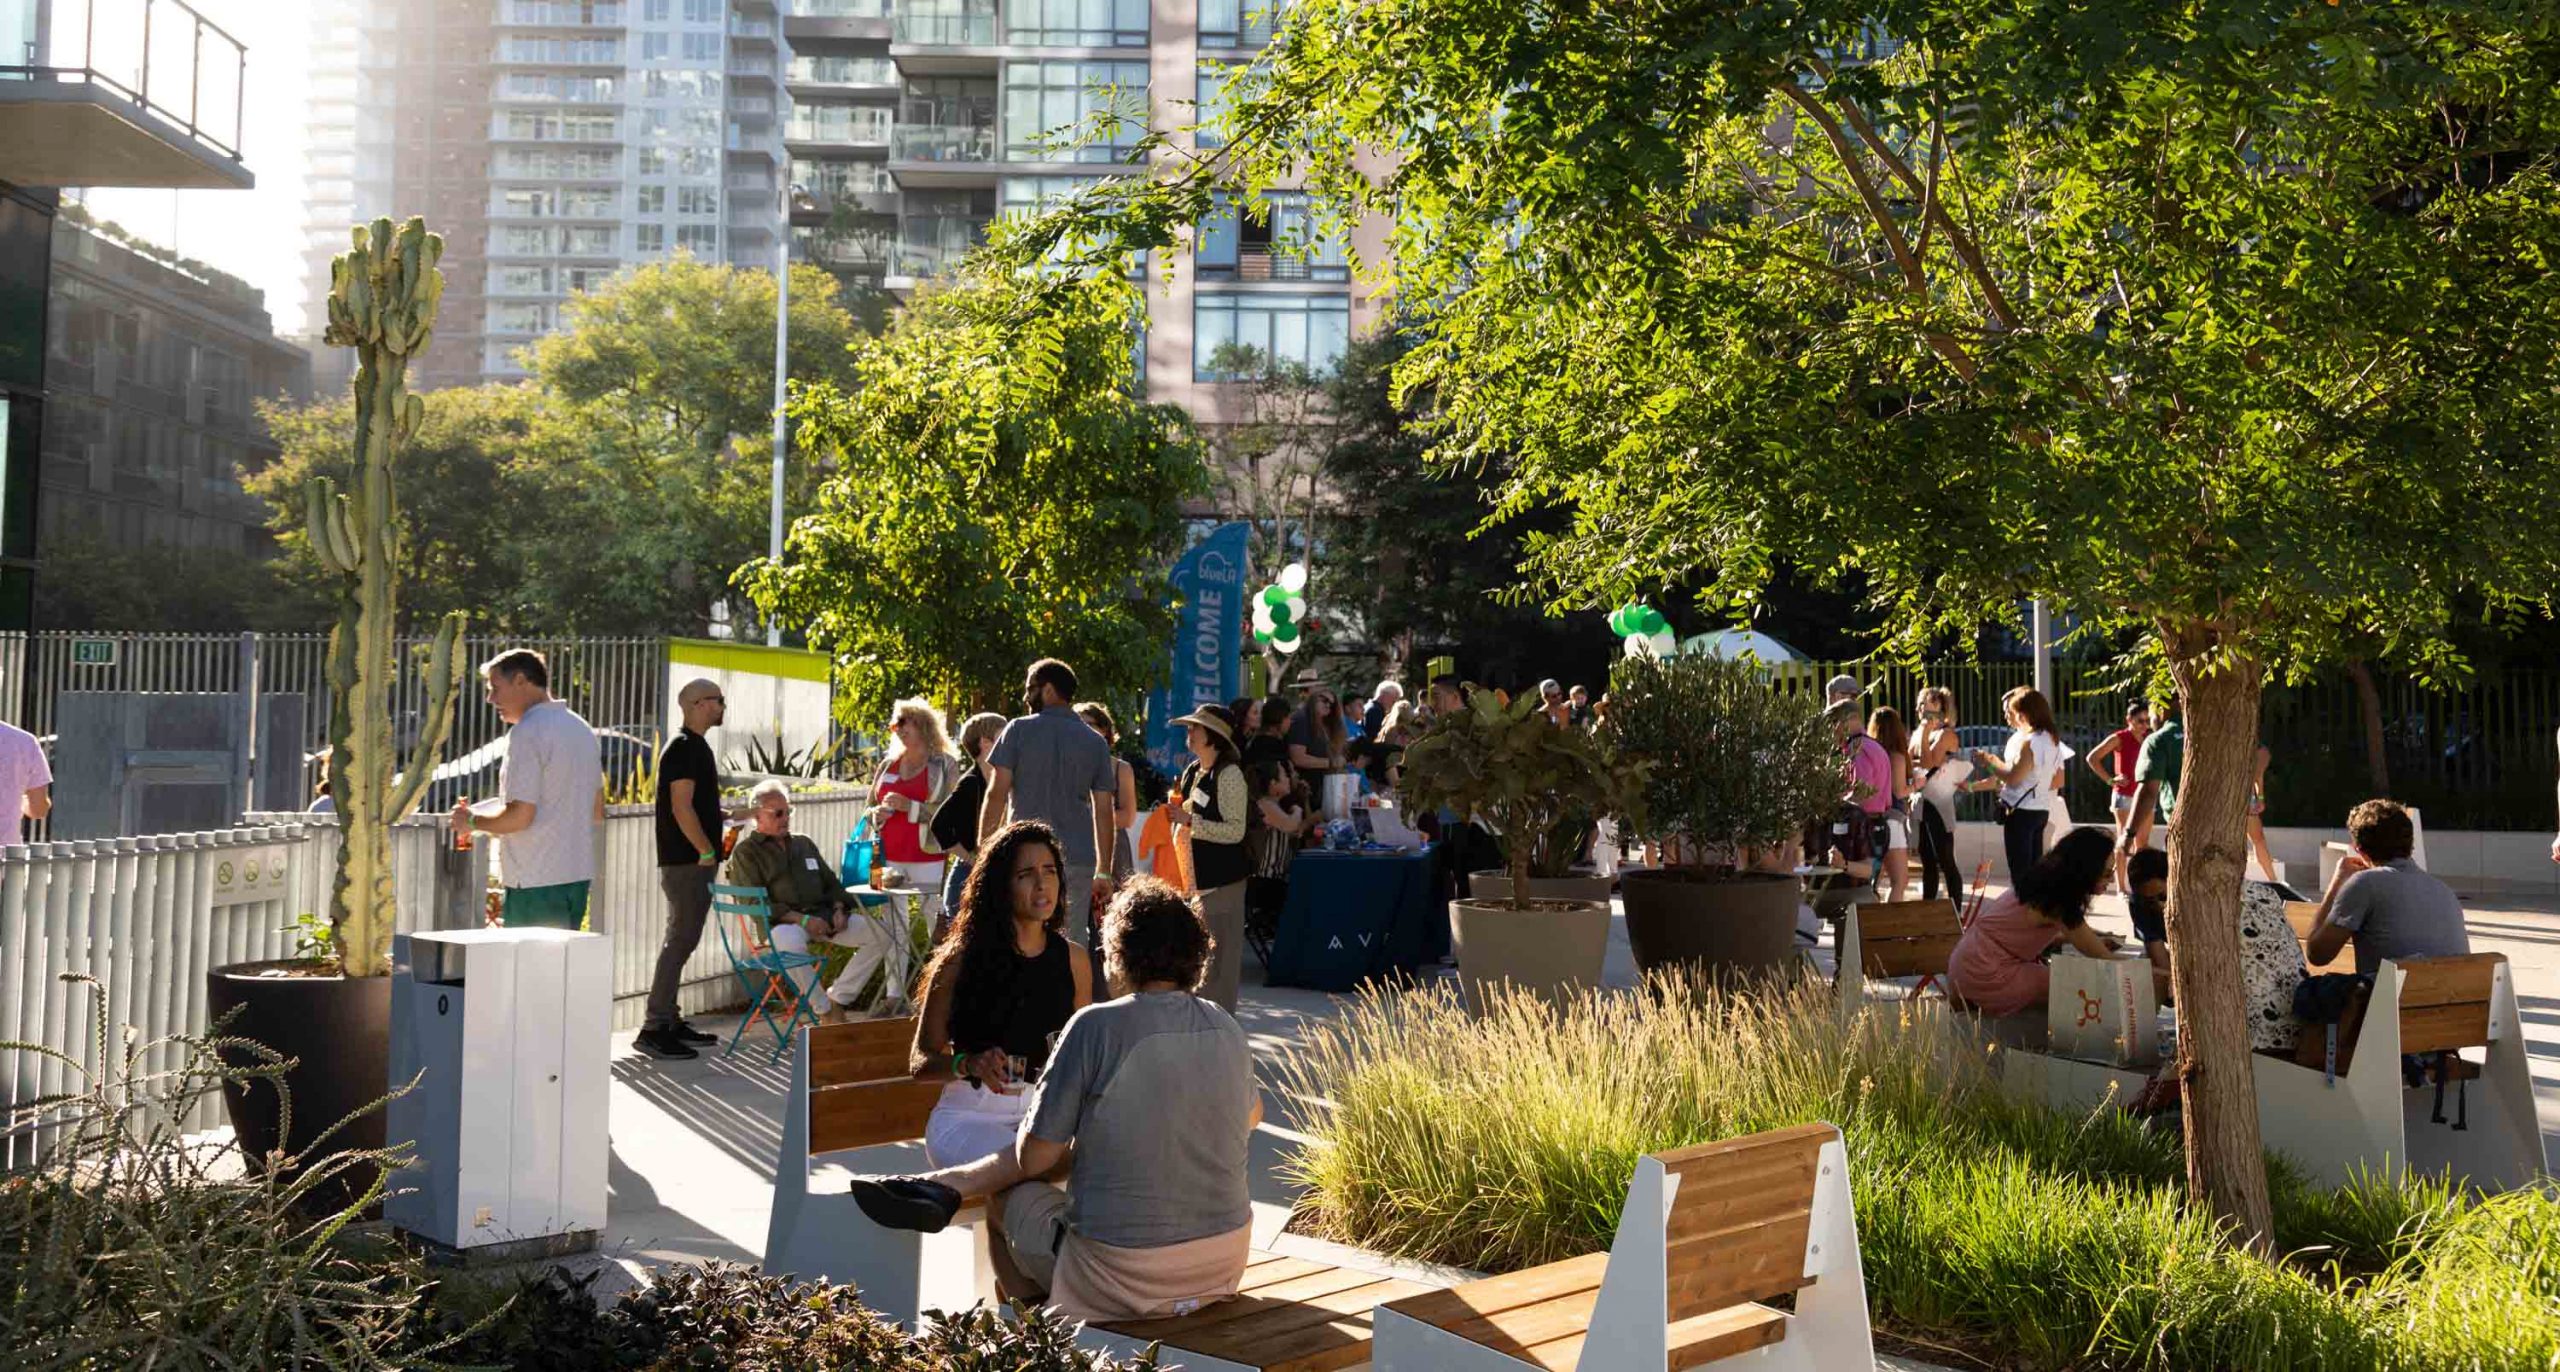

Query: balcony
left=792, top=226, right=890, bottom=272
left=0, top=0, right=250, bottom=187
left=887, top=121, right=994, bottom=187
left=789, top=180, right=897, bottom=221
left=496, top=1, right=626, bottom=28
left=784, top=106, right=891, bottom=151
left=783, top=0, right=888, bottom=42
left=889, top=2, right=996, bottom=73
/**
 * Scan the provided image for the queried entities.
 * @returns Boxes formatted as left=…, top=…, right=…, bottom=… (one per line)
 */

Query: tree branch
left=1808, top=55, right=2020, bottom=332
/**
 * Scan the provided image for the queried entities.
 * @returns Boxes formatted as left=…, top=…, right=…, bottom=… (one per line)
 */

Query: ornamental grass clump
left=1276, top=975, right=2560, bottom=1370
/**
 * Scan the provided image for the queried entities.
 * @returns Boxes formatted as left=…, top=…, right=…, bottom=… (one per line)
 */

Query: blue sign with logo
left=1146, top=521, right=1251, bottom=777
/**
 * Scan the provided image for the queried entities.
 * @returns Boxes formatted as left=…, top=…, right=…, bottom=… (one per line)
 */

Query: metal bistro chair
left=710, top=883, right=827, bottom=1065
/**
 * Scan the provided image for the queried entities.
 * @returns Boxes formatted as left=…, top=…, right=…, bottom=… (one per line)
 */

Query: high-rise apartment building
left=299, top=0, right=787, bottom=391
left=303, top=0, right=1379, bottom=419
left=786, top=0, right=1384, bottom=422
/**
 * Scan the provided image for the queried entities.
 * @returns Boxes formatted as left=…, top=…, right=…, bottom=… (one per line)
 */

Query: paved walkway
left=594, top=883, right=2560, bottom=1370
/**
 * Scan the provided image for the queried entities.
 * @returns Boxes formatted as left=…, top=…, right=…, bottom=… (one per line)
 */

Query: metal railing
left=0, top=631, right=670, bottom=808
left=1, top=0, right=247, bottom=161
left=891, top=4, right=993, bottom=45
left=889, top=121, right=993, bottom=163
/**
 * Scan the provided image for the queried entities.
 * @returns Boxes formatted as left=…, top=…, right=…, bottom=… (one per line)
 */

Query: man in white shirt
left=452, top=649, right=604, bottom=929
left=0, top=717, right=50, bottom=839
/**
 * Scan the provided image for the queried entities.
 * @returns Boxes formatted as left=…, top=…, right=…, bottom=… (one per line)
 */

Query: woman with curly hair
left=903, top=819, right=1093, bottom=1170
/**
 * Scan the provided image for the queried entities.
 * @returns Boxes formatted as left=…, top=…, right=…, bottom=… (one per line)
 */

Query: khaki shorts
left=1000, top=1180, right=1072, bottom=1292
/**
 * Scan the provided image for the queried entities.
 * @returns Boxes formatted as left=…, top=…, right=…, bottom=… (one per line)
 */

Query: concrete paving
left=593, top=882, right=2560, bottom=1370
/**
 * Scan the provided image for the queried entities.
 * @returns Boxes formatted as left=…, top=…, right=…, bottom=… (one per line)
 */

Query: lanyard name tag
left=804, top=856, right=820, bottom=870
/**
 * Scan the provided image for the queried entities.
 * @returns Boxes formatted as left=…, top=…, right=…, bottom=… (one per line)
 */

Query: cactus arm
left=385, top=613, right=466, bottom=822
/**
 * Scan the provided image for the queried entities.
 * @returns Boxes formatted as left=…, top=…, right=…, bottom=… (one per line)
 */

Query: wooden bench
left=764, top=1018, right=992, bottom=1328
left=2256, top=952, right=2548, bottom=1190
left=1079, top=1250, right=1430, bottom=1371
left=1370, top=1122, right=1870, bottom=1371
left=1832, top=898, right=1960, bottom=1021
left=2284, top=901, right=2356, bottom=977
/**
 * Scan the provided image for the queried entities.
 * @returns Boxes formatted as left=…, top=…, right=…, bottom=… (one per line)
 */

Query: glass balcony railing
left=2, top=0, right=247, bottom=160
left=890, top=122, right=993, bottom=163
left=785, top=0, right=889, bottom=17
left=892, top=3, right=994, bottom=45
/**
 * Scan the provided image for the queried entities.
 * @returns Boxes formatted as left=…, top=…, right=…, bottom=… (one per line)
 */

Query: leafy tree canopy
left=737, top=272, right=1208, bottom=728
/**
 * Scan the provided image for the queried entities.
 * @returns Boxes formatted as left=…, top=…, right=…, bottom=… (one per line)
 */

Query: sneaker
left=671, top=1020, right=719, bottom=1046
left=634, top=1027, right=699, bottom=1060
left=848, top=1176, right=963, bottom=1234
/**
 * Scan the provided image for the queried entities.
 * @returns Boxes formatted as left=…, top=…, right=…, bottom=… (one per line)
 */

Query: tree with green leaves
left=737, top=273, right=1207, bottom=729
left=1010, top=0, right=2560, bottom=1244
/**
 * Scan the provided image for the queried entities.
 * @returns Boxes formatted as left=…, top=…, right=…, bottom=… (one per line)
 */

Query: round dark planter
left=1618, top=868, right=1801, bottom=984
left=207, top=960, right=391, bottom=1208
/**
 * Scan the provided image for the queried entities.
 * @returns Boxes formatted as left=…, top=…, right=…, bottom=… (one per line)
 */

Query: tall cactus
left=311, top=217, right=468, bottom=977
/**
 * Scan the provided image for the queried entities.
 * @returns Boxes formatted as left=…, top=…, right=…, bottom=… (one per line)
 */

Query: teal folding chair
left=710, top=883, right=827, bottom=1065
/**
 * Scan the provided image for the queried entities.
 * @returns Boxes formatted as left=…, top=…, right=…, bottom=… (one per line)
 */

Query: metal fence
left=0, top=789, right=873, bottom=1163
left=0, top=630, right=671, bottom=805
left=1790, top=660, right=2560, bottom=832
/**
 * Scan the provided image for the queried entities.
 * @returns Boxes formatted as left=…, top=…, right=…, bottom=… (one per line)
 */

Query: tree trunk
left=2163, top=640, right=2276, bottom=1250
left=2346, top=659, right=2391, bottom=795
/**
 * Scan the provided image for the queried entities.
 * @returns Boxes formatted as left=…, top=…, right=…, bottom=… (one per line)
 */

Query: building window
left=683, top=0, right=717, bottom=20
left=1195, top=191, right=1346, bottom=282
left=1193, top=60, right=1263, bottom=147
left=786, top=103, right=893, bottom=145
left=1005, top=0, right=1144, bottom=46
left=1002, top=60, right=1147, bottom=163
left=492, top=265, right=553, bottom=294
left=789, top=54, right=895, bottom=85
left=1193, top=292, right=1348, bottom=380
left=1199, top=0, right=1283, bottom=48
left=643, top=0, right=667, bottom=20
left=637, top=223, right=666, bottom=252
left=564, top=266, right=612, bottom=291
left=677, top=186, right=718, bottom=215
left=493, top=302, right=550, bottom=333
left=637, top=147, right=667, bottom=175
left=676, top=224, right=719, bottom=253
left=680, top=30, right=720, bottom=59
left=642, top=31, right=669, bottom=59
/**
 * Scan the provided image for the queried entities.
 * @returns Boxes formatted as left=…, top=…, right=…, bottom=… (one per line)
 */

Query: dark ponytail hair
left=2015, top=827, right=2114, bottom=928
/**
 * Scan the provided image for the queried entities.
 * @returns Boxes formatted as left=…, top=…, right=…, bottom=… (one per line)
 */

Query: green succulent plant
left=1397, top=686, right=1641, bottom=910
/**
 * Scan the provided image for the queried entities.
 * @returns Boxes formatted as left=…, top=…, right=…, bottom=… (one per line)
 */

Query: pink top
left=1843, top=734, right=1893, bottom=815
left=1947, top=892, right=2067, bottom=1017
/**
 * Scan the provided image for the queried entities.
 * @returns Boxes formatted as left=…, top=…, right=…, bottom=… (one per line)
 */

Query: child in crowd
left=1245, top=760, right=1307, bottom=946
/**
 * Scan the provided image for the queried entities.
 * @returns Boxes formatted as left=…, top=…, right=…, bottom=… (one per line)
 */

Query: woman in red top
left=873, top=698, right=959, bottom=927
left=2084, top=699, right=2151, bottom=894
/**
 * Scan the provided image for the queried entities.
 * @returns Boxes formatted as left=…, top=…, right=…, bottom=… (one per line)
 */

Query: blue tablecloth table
left=1264, top=846, right=1441, bottom=992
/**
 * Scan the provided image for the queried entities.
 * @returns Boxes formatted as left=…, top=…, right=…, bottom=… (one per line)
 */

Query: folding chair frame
left=711, top=883, right=827, bottom=1065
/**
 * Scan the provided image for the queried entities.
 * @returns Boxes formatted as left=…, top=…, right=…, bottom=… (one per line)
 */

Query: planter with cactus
left=210, top=219, right=467, bottom=1203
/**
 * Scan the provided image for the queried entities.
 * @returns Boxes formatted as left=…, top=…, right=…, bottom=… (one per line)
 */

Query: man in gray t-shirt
left=981, top=658, right=1120, bottom=939
left=845, top=880, right=1258, bottom=1322
left=2308, top=798, right=2470, bottom=978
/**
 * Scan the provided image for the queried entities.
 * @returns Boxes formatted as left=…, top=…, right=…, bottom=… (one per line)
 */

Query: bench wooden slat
left=1663, top=1148, right=1819, bottom=1244
left=1531, top=1302, right=1791, bottom=1372
left=2396, top=954, right=2500, bottom=1010
left=1666, top=1216, right=1817, bottom=1320
left=810, top=1076, right=945, bottom=1153
left=1236, top=1257, right=1335, bottom=1293
left=1101, top=1268, right=1385, bottom=1341
left=1377, top=1251, right=1610, bottom=1330
left=1654, top=1121, right=1835, bottom=1183
left=1401, top=1285, right=1601, bottom=1360
left=1104, top=1272, right=1425, bottom=1372
left=809, top=1018, right=916, bottom=1088
left=2400, top=1001, right=2494, bottom=1056
left=1857, top=899, right=1959, bottom=940
left=1863, top=934, right=1959, bottom=979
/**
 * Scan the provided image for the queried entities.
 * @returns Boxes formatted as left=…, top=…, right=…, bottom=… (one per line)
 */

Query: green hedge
left=1275, top=979, right=2560, bottom=1370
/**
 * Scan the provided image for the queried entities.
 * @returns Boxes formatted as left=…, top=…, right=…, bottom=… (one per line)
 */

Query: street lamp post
left=767, top=234, right=788, bottom=646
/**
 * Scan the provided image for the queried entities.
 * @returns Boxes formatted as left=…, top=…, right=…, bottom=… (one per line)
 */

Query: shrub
left=1603, top=653, right=1836, bottom=864
left=1396, top=685, right=1639, bottom=902
left=1275, top=975, right=2560, bottom=1370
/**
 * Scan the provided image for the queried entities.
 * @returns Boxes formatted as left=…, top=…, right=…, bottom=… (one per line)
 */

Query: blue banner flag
left=1146, top=521, right=1251, bottom=778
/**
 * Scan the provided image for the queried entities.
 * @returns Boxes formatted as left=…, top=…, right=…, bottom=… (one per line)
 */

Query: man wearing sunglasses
left=637, top=678, right=730, bottom=1060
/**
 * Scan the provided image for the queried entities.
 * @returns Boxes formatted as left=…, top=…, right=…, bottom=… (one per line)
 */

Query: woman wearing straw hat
left=1165, top=703, right=1250, bottom=1011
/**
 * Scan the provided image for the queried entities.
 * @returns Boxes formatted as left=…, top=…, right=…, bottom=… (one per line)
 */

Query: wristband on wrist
left=699, top=850, right=717, bottom=862
left=952, top=1050, right=969, bottom=1077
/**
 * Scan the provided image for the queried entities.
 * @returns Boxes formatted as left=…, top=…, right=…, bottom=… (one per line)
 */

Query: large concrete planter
left=1453, top=896, right=1611, bottom=1010
left=207, top=960, right=391, bottom=1211
left=1466, top=870, right=1615, bottom=906
left=1619, top=868, right=1800, bottom=984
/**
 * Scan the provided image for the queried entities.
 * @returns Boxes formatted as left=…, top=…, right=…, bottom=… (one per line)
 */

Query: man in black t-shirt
left=638, top=679, right=730, bottom=1060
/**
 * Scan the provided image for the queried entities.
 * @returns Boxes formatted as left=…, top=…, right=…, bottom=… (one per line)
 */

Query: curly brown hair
left=1102, top=877, right=1211, bottom=994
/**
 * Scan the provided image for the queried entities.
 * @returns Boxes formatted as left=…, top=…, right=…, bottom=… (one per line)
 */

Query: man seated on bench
left=2305, top=799, right=2470, bottom=977
left=726, top=779, right=885, bottom=1010
left=846, top=877, right=1261, bottom=1323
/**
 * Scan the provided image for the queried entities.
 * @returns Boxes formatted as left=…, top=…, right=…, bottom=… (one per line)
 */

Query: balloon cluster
left=1252, top=563, right=1311, bottom=654
left=1609, top=602, right=1676, bottom=658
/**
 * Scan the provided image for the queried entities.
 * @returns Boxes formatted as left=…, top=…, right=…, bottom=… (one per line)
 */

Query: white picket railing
left=0, top=790, right=876, bottom=1165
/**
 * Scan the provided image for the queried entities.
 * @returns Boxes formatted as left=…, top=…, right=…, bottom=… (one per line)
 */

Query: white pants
left=924, top=1078, right=1031, bottom=1169
left=767, top=912, right=897, bottom=1009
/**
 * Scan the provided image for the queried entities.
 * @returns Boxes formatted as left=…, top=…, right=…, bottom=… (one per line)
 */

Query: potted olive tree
left=1399, top=685, right=1640, bottom=1007
left=205, top=219, right=468, bottom=1199
left=1604, top=652, right=1837, bottom=981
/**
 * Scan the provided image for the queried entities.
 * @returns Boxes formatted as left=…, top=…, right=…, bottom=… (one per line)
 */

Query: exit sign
left=70, top=638, right=117, bottom=667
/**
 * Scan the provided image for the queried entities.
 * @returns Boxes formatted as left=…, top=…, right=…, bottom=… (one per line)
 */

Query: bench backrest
left=805, top=1018, right=944, bottom=1155
left=2393, top=953, right=2501, bottom=1055
left=2283, top=901, right=2356, bottom=977
left=1650, top=1122, right=1832, bottom=1323
left=1853, top=899, right=1960, bottom=979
